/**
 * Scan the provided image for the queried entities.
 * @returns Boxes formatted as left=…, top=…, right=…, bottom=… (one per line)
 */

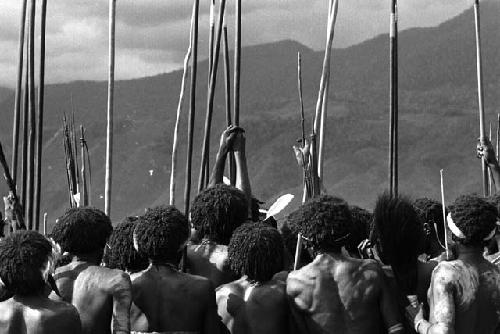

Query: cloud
left=0, top=0, right=471, bottom=88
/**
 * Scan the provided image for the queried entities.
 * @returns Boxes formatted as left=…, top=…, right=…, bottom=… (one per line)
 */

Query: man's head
left=104, top=216, right=148, bottom=273
left=134, top=206, right=189, bottom=265
left=371, top=193, right=424, bottom=266
left=51, top=207, right=112, bottom=260
left=191, top=184, right=248, bottom=245
left=0, top=231, right=53, bottom=296
left=413, top=198, right=446, bottom=256
left=345, top=206, right=371, bottom=255
left=448, top=194, right=497, bottom=247
left=287, top=195, right=351, bottom=254
left=228, top=223, right=285, bottom=283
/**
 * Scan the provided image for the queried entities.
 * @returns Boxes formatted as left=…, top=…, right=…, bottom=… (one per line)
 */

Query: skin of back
left=216, top=277, right=290, bottom=334
left=130, top=265, right=219, bottom=334
left=187, top=243, right=238, bottom=288
left=287, top=253, right=402, bottom=334
left=50, top=262, right=131, bottom=334
left=0, top=296, right=81, bottom=334
left=427, top=259, right=500, bottom=334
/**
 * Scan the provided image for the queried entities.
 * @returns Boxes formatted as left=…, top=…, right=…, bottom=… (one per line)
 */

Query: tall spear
left=26, top=0, right=37, bottom=230
left=313, top=0, right=338, bottom=181
left=489, top=122, right=494, bottom=194
left=198, top=0, right=227, bottom=193
left=11, top=0, right=29, bottom=185
left=389, top=0, right=399, bottom=198
left=105, top=0, right=116, bottom=216
left=496, top=114, right=499, bottom=162
left=170, top=6, right=195, bottom=206
left=80, top=126, right=89, bottom=206
left=34, top=0, right=48, bottom=231
left=473, top=0, right=488, bottom=197
left=223, top=17, right=235, bottom=185
left=233, top=0, right=241, bottom=127
left=184, top=0, right=199, bottom=216
left=21, top=47, right=29, bottom=212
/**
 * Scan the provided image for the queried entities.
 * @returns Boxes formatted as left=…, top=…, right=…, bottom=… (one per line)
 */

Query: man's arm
left=477, top=139, right=500, bottom=192
left=411, top=266, right=455, bottom=334
left=203, top=281, right=222, bottom=334
left=377, top=264, right=404, bottom=334
left=233, top=132, right=252, bottom=218
left=110, top=271, right=132, bottom=334
left=208, top=126, right=239, bottom=188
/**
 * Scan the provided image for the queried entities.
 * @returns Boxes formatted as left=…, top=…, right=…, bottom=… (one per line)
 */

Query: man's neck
left=456, top=245, right=484, bottom=263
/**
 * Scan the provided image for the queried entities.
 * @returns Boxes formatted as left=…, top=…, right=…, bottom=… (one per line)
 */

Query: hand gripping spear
left=0, top=140, right=26, bottom=230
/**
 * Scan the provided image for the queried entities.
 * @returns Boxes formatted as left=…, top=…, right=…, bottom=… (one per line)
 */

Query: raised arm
left=232, top=131, right=252, bottom=218
left=208, top=126, right=239, bottom=188
left=477, top=138, right=500, bottom=193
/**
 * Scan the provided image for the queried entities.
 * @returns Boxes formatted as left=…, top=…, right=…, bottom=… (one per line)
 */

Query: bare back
left=187, top=243, right=238, bottom=288
left=0, top=296, right=81, bottom=334
left=216, top=277, right=289, bottom=334
left=428, top=259, right=500, bottom=334
left=51, top=262, right=131, bottom=334
left=130, top=264, right=220, bottom=334
left=287, top=253, right=402, bottom=334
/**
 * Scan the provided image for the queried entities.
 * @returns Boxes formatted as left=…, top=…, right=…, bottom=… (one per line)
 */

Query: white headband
left=447, top=213, right=497, bottom=241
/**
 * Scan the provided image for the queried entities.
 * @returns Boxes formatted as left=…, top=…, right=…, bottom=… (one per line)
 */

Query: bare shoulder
left=49, top=300, right=81, bottom=326
left=357, top=258, right=386, bottom=280
left=431, top=260, right=462, bottom=284
left=182, top=272, right=216, bottom=296
left=96, top=267, right=132, bottom=293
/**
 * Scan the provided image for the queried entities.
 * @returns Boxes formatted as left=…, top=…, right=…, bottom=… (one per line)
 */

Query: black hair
left=104, top=217, right=148, bottom=273
left=449, top=194, right=497, bottom=247
left=413, top=198, right=446, bottom=252
left=280, top=219, right=313, bottom=267
left=134, top=205, right=189, bottom=265
left=191, top=184, right=248, bottom=245
left=345, top=206, right=372, bottom=254
left=371, top=193, right=424, bottom=294
left=286, top=195, right=351, bottom=254
left=0, top=231, right=52, bottom=296
left=51, top=207, right=112, bottom=257
left=228, top=222, right=285, bottom=283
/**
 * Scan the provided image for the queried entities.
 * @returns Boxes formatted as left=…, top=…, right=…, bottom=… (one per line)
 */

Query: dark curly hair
left=345, top=206, right=372, bottom=254
left=0, top=231, right=52, bottom=296
left=191, top=184, right=248, bottom=245
left=228, top=223, right=285, bottom=283
left=371, top=193, right=424, bottom=294
left=51, top=207, right=112, bottom=257
left=286, top=195, right=351, bottom=254
left=104, top=217, right=148, bottom=273
left=134, top=206, right=189, bottom=265
left=413, top=198, right=446, bottom=252
left=449, top=194, right=497, bottom=247
left=280, top=219, right=312, bottom=267
left=371, top=194, right=424, bottom=265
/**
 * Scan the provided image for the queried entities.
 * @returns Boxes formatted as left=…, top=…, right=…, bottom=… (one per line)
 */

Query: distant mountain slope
left=0, top=2, right=499, bottom=227
left=0, top=88, right=12, bottom=104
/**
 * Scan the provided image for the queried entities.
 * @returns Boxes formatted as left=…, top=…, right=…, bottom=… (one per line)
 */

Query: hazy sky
left=0, top=0, right=472, bottom=87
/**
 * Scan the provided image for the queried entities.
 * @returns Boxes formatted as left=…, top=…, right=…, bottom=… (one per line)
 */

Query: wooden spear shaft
left=199, top=0, right=217, bottom=187
left=389, top=0, right=398, bottom=198
left=198, top=0, right=227, bottom=193
left=170, top=7, right=194, bottom=206
left=298, top=52, right=305, bottom=148
left=34, top=0, right=48, bottom=232
left=0, top=139, right=25, bottom=230
left=11, top=0, right=29, bottom=184
left=314, top=0, right=337, bottom=181
left=496, top=114, right=499, bottom=162
left=105, top=0, right=116, bottom=216
left=80, top=126, right=88, bottom=206
left=21, top=47, right=29, bottom=212
left=223, top=18, right=236, bottom=186
left=184, top=0, right=199, bottom=217
left=26, top=0, right=36, bottom=230
left=233, top=0, right=241, bottom=126
left=473, top=0, right=488, bottom=197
